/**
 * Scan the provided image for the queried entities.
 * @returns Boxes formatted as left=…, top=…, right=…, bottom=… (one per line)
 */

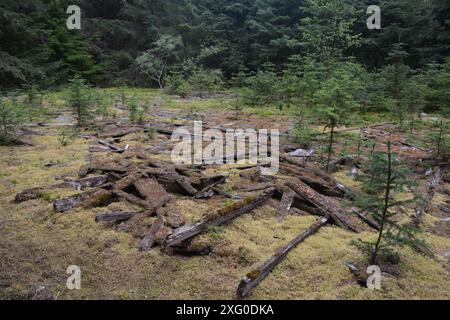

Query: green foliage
left=241, top=64, right=279, bottom=106
left=93, top=90, right=111, bottom=119
left=189, top=68, right=223, bottom=98
left=128, top=98, right=145, bottom=124
left=0, top=95, right=24, bottom=144
left=147, top=125, right=157, bottom=141
left=314, top=61, right=364, bottom=171
left=67, top=76, right=91, bottom=127
left=135, top=35, right=182, bottom=88
left=352, top=142, right=427, bottom=264
left=426, top=119, right=450, bottom=160
left=298, top=0, right=360, bottom=64
left=166, top=69, right=192, bottom=97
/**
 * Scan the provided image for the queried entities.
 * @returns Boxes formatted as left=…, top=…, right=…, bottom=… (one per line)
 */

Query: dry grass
left=0, top=109, right=449, bottom=300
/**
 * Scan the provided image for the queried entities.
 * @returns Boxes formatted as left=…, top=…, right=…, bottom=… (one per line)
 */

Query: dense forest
left=1, top=1, right=449, bottom=97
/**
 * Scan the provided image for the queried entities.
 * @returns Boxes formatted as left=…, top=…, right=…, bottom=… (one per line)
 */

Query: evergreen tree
left=67, top=75, right=91, bottom=127
left=352, top=141, right=427, bottom=264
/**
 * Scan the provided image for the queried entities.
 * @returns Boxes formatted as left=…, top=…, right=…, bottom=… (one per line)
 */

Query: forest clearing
left=0, top=88, right=449, bottom=300
left=1, top=0, right=449, bottom=302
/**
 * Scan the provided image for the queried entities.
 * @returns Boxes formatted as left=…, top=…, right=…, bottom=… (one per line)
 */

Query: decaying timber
left=286, top=178, right=359, bottom=232
left=165, top=188, right=275, bottom=247
left=237, top=217, right=329, bottom=298
left=414, top=167, right=443, bottom=224
left=53, top=189, right=112, bottom=213
left=95, top=211, right=138, bottom=223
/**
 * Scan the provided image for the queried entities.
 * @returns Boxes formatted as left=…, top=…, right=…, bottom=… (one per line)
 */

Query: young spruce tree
left=352, top=141, right=427, bottom=264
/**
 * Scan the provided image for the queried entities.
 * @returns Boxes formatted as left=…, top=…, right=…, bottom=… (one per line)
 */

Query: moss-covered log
left=236, top=217, right=329, bottom=298
left=165, top=188, right=275, bottom=247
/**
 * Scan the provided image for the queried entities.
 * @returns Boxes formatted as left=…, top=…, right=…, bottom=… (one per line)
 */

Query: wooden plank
left=53, top=189, right=112, bottom=213
left=95, top=212, right=138, bottom=223
left=286, top=178, right=359, bottom=232
left=276, top=188, right=295, bottom=222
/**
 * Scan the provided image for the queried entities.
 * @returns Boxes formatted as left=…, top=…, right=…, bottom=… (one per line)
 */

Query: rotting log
left=286, top=178, right=359, bottom=232
left=355, top=211, right=380, bottom=230
left=97, top=139, right=125, bottom=153
left=15, top=175, right=110, bottom=203
left=211, top=186, right=244, bottom=200
left=276, top=188, right=295, bottom=222
left=95, top=212, right=139, bottom=223
left=165, top=188, right=275, bottom=247
left=112, top=190, right=154, bottom=210
left=53, top=189, right=112, bottom=213
left=414, top=167, right=443, bottom=224
left=280, top=154, right=357, bottom=199
left=195, top=176, right=226, bottom=199
left=15, top=183, right=68, bottom=203
left=134, top=178, right=171, bottom=208
left=139, top=216, right=167, bottom=251
left=236, top=217, right=329, bottom=298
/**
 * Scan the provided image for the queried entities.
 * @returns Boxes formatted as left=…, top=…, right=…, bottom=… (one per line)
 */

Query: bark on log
left=236, top=217, right=329, bottom=298
left=165, top=188, right=275, bottom=247
left=280, top=154, right=357, bottom=199
left=53, top=189, right=112, bottom=213
left=97, top=139, right=125, bottom=153
left=139, top=216, right=166, bottom=251
left=414, top=167, right=443, bottom=224
left=276, top=188, right=295, bottom=222
left=134, top=178, right=170, bottom=208
left=355, top=212, right=380, bottom=230
left=286, top=178, right=359, bottom=232
left=112, top=190, right=155, bottom=210
left=95, top=212, right=138, bottom=223
left=15, top=176, right=109, bottom=203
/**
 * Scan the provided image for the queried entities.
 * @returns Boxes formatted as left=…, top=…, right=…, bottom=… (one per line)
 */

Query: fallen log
left=195, top=176, right=226, bottom=199
left=355, top=211, right=380, bottom=230
left=280, top=154, right=357, bottom=199
left=139, top=216, right=167, bottom=251
left=165, top=188, right=275, bottom=247
left=112, top=190, right=155, bottom=210
left=286, top=178, right=359, bottom=232
left=276, top=188, right=295, bottom=222
left=15, top=183, right=68, bottom=203
left=15, top=175, right=110, bottom=203
left=97, top=139, right=125, bottom=153
left=279, top=163, right=343, bottom=197
left=414, top=167, right=443, bottom=224
left=236, top=217, right=329, bottom=298
left=95, top=211, right=138, bottom=223
left=211, top=186, right=244, bottom=200
left=53, top=189, right=112, bottom=213
left=134, top=178, right=171, bottom=208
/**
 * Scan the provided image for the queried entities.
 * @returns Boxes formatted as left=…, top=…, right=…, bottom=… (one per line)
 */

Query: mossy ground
left=0, top=88, right=448, bottom=300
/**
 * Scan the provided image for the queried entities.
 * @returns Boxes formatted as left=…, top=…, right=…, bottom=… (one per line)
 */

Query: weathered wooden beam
left=134, top=178, right=171, bottom=208
left=236, top=217, right=329, bottom=298
left=165, top=188, right=275, bottom=247
left=276, top=188, right=295, bottom=222
left=414, top=167, right=443, bottom=224
left=95, top=212, right=138, bottom=223
left=53, top=189, right=112, bottom=213
left=97, top=139, right=125, bottom=153
left=139, top=216, right=166, bottom=251
left=112, top=190, right=155, bottom=210
left=286, top=178, right=359, bottom=232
